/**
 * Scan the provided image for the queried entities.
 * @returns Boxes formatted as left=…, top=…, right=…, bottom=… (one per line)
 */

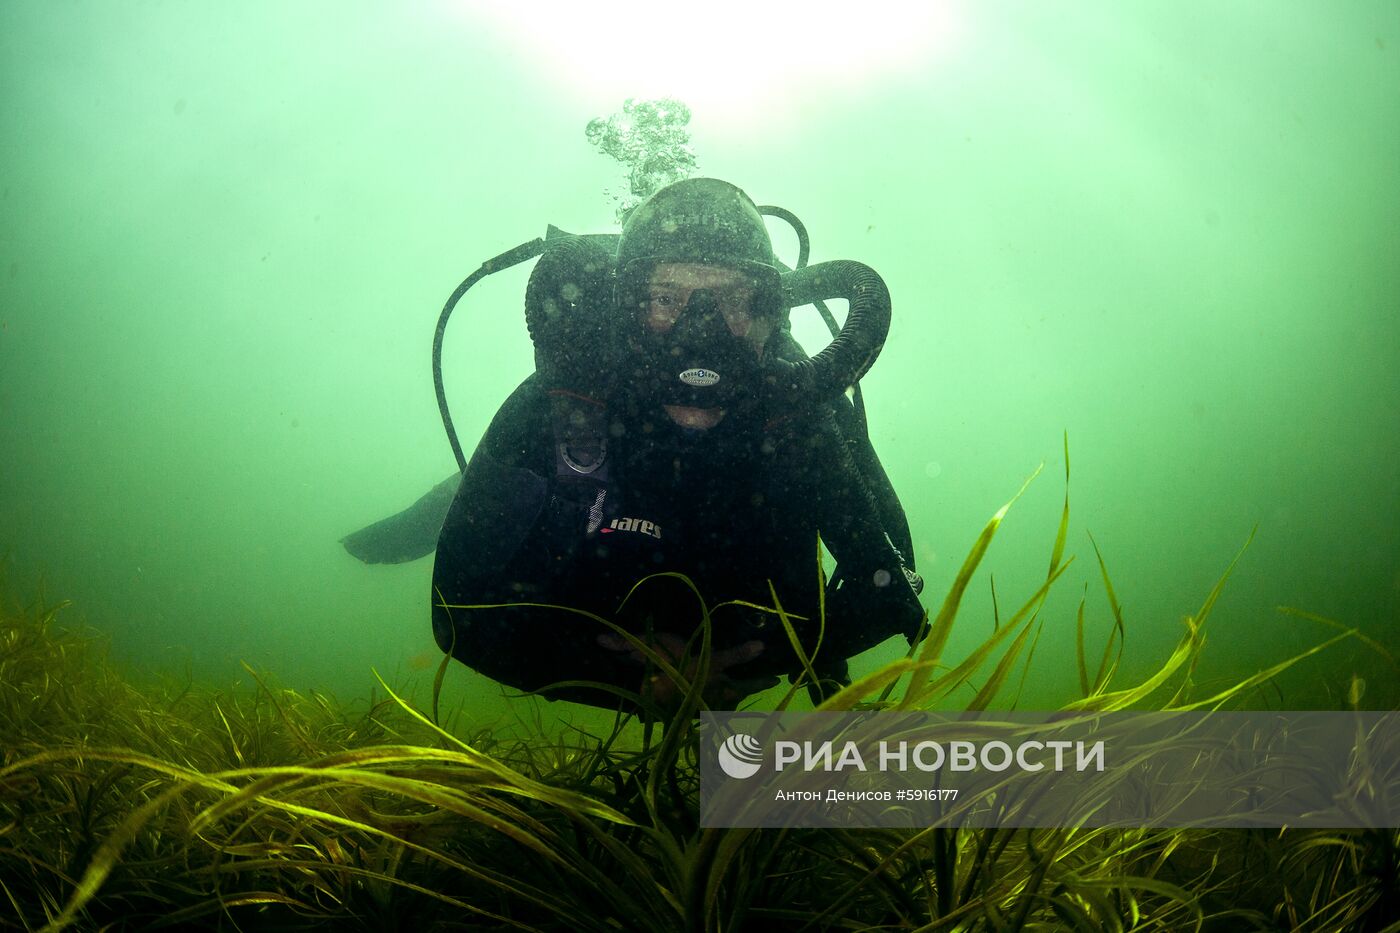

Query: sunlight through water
left=462, top=0, right=964, bottom=126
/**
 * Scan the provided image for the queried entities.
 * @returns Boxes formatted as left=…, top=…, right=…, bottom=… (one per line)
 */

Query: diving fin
left=340, top=472, right=462, bottom=564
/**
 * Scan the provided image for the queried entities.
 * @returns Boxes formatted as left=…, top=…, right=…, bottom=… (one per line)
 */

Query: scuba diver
left=343, top=177, right=925, bottom=713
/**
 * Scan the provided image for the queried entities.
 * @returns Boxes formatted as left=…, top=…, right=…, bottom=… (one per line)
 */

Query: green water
left=1, top=2, right=1395, bottom=723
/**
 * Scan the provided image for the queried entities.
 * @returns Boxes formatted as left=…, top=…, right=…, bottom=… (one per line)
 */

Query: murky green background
left=2, top=2, right=1395, bottom=723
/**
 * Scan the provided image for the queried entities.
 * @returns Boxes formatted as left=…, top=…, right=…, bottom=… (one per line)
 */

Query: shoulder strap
left=547, top=390, right=612, bottom=535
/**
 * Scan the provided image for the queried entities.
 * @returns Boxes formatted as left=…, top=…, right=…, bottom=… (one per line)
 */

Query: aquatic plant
left=2, top=460, right=1395, bottom=931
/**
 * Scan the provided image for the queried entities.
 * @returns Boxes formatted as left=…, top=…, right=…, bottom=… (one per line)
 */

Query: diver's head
left=615, top=178, right=784, bottom=426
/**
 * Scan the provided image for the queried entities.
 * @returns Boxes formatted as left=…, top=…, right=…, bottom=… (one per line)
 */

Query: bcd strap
left=766, top=409, right=925, bottom=651
left=548, top=390, right=611, bottom=536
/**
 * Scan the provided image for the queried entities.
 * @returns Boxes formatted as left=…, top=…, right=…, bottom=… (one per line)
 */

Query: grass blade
left=901, top=465, right=1043, bottom=707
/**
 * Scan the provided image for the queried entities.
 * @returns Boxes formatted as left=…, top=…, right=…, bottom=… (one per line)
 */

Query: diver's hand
left=597, top=632, right=779, bottom=712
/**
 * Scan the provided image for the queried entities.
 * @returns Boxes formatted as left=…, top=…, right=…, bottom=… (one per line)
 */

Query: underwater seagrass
left=2, top=460, right=1397, bottom=932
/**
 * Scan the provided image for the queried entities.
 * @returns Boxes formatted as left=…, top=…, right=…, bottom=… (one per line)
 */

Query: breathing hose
left=758, top=204, right=869, bottom=435
left=433, top=237, right=546, bottom=472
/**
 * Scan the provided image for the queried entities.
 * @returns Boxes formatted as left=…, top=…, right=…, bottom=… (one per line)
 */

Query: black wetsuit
left=431, top=346, right=924, bottom=708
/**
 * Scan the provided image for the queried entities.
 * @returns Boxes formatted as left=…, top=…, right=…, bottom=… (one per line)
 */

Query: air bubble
left=586, top=97, right=698, bottom=222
